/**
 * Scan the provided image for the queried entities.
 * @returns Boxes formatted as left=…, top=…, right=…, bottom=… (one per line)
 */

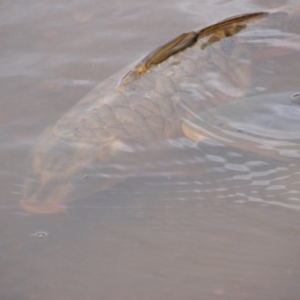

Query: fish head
left=20, top=134, right=141, bottom=214
left=20, top=136, right=109, bottom=214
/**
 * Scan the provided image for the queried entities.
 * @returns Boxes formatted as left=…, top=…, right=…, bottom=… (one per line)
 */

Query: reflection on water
left=1, top=0, right=300, bottom=299
left=187, top=92, right=300, bottom=161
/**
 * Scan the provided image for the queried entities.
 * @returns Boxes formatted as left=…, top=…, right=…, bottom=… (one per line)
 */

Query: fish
left=20, top=5, right=300, bottom=214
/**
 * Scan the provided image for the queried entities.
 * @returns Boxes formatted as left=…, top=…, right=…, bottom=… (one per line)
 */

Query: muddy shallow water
left=1, top=0, right=300, bottom=299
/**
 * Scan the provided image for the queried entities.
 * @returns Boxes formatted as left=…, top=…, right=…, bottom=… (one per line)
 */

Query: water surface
left=1, top=0, right=300, bottom=299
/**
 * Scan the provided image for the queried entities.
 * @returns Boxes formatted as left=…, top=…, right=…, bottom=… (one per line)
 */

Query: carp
left=21, top=5, right=300, bottom=214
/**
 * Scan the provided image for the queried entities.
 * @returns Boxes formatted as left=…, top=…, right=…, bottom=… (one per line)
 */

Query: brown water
left=1, top=0, right=300, bottom=299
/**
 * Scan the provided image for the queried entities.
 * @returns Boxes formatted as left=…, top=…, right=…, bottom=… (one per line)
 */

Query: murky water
left=1, top=0, right=300, bottom=299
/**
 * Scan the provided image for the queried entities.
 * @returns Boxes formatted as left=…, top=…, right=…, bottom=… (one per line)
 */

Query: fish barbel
left=21, top=5, right=300, bottom=214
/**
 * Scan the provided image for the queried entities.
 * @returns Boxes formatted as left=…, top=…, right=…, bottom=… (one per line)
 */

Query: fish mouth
left=20, top=197, right=67, bottom=214
left=20, top=176, right=76, bottom=214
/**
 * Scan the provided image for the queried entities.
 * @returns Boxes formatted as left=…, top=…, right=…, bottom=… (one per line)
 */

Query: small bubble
left=33, top=232, right=48, bottom=238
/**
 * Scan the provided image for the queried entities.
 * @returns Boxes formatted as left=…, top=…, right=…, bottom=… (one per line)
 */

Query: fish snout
left=20, top=196, right=67, bottom=214
left=20, top=177, right=74, bottom=214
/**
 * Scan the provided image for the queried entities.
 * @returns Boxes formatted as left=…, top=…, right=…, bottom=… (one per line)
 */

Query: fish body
left=21, top=5, right=300, bottom=213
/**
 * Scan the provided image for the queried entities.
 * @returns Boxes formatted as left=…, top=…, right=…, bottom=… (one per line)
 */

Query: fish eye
left=82, top=174, right=90, bottom=181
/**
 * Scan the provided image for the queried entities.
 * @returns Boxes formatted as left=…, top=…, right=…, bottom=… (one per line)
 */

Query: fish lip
left=19, top=197, right=66, bottom=214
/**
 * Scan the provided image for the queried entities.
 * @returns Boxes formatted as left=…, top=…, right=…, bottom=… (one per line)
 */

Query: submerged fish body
left=21, top=5, right=300, bottom=213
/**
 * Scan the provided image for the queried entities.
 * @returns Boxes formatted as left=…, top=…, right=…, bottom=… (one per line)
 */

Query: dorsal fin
left=119, top=31, right=198, bottom=86
left=197, top=12, right=267, bottom=37
left=119, top=11, right=268, bottom=86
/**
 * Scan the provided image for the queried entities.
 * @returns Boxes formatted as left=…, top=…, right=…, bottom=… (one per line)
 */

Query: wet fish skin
left=20, top=5, right=300, bottom=214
